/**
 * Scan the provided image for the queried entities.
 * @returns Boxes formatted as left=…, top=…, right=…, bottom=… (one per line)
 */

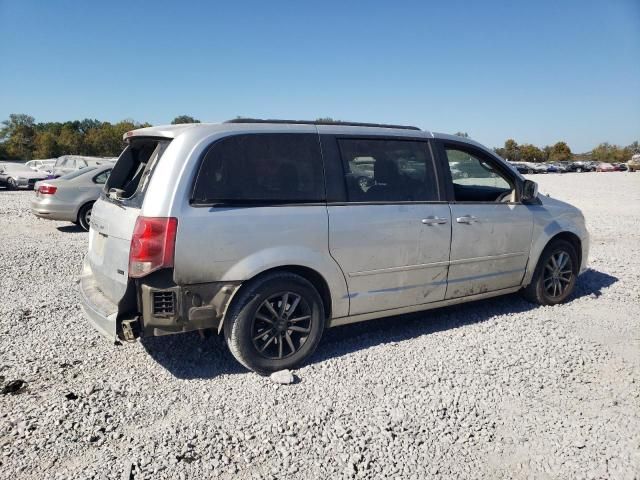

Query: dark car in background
left=567, top=161, right=595, bottom=172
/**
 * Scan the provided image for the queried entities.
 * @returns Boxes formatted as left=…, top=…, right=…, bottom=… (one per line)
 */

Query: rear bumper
left=79, top=260, right=119, bottom=340
left=31, top=198, right=77, bottom=222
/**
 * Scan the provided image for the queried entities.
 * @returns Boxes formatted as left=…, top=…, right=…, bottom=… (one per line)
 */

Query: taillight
left=38, top=185, right=57, bottom=195
left=128, top=217, right=178, bottom=278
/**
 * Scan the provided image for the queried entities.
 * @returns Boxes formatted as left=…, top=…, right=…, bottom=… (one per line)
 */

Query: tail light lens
left=128, top=217, right=178, bottom=278
left=38, top=185, right=57, bottom=195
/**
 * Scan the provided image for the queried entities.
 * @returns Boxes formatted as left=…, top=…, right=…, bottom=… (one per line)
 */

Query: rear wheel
left=224, top=272, right=325, bottom=374
left=522, top=239, right=578, bottom=305
left=77, top=202, right=94, bottom=231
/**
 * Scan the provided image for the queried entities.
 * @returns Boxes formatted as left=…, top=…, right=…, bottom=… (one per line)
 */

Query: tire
left=522, top=239, right=578, bottom=306
left=224, top=272, right=326, bottom=374
left=77, top=202, right=94, bottom=231
left=6, top=177, right=17, bottom=190
left=576, top=168, right=582, bottom=173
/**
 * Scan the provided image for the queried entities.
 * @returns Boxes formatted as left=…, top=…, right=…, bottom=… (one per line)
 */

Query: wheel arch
left=76, top=200, right=95, bottom=223
left=220, top=265, right=335, bottom=335
left=523, top=229, right=584, bottom=286
left=547, top=231, right=582, bottom=268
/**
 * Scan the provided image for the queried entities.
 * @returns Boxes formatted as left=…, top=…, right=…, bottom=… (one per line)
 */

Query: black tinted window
left=338, top=139, right=438, bottom=202
left=193, top=134, right=324, bottom=203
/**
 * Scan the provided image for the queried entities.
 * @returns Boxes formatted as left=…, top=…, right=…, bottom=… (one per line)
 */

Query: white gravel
left=1, top=172, right=639, bottom=479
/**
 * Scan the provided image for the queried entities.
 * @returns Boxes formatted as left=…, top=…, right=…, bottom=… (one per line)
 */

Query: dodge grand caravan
left=80, top=119, right=589, bottom=374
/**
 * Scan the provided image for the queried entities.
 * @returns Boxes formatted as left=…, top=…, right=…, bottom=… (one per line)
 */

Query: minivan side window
left=192, top=134, right=325, bottom=204
left=444, top=146, right=514, bottom=202
left=337, top=139, right=438, bottom=202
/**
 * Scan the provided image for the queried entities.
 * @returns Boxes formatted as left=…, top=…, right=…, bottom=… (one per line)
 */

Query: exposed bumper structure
left=79, top=258, right=241, bottom=340
left=79, top=262, right=119, bottom=340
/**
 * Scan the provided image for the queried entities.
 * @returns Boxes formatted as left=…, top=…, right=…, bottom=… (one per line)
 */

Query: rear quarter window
left=192, top=133, right=325, bottom=204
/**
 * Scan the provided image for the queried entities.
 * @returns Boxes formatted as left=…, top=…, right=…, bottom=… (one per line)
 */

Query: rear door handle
left=422, top=216, right=448, bottom=225
left=456, top=215, right=478, bottom=224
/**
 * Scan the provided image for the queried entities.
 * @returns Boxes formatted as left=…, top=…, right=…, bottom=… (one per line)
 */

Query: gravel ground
left=1, top=172, right=639, bottom=479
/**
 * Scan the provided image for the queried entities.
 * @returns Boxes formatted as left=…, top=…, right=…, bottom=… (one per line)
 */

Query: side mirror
left=522, top=179, right=538, bottom=202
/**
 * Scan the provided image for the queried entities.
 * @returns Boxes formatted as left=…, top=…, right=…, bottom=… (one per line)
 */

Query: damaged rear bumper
left=79, top=262, right=241, bottom=340
left=138, top=279, right=240, bottom=337
left=79, top=268, right=120, bottom=341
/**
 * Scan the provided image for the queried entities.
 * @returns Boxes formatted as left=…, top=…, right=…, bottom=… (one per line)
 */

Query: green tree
left=549, top=141, right=572, bottom=162
left=502, top=139, right=520, bottom=161
left=57, top=125, right=83, bottom=155
left=520, top=144, right=544, bottom=163
left=1, top=114, right=36, bottom=159
left=33, top=131, right=59, bottom=158
left=171, top=115, right=200, bottom=124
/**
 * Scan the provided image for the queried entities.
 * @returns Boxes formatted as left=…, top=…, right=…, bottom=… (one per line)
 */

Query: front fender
left=523, top=200, right=589, bottom=285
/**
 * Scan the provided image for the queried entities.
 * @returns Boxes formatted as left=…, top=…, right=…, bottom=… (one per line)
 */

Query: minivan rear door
left=87, top=138, right=171, bottom=304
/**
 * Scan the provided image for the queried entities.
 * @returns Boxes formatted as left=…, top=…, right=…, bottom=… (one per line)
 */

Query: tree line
left=495, top=138, right=639, bottom=164
left=0, top=114, right=637, bottom=163
left=0, top=114, right=201, bottom=160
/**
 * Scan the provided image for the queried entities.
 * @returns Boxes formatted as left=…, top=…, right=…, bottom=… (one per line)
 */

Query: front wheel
left=224, top=272, right=325, bottom=374
left=522, top=239, right=578, bottom=305
left=6, top=177, right=17, bottom=190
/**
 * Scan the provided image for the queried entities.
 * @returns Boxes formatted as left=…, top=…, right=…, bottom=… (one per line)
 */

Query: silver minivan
left=80, top=120, right=589, bottom=374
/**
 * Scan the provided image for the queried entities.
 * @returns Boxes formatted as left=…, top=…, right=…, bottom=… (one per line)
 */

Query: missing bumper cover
left=139, top=281, right=240, bottom=337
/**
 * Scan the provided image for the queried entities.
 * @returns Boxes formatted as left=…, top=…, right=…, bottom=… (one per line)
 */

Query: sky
left=0, top=0, right=638, bottom=152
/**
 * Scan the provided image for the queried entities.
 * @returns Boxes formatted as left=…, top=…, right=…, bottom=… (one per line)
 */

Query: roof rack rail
left=224, top=118, right=421, bottom=131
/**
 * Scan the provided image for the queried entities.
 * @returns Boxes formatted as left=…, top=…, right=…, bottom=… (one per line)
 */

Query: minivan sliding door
left=324, top=135, right=451, bottom=316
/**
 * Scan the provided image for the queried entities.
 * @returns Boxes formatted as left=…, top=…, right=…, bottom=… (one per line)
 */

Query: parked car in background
left=25, top=159, right=56, bottom=172
left=545, top=164, right=560, bottom=173
left=0, top=162, right=49, bottom=189
left=31, top=165, right=112, bottom=231
left=568, top=161, right=595, bottom=172
left=596, top=163, right=616, bottom=172
left=613, top=163, right=628, bottom=171
left=47, top=155, right=115, bottom=178
left=628, top=154, right=640, bottom=172
left=550, top=163, right=567, bottom=173
left=79, top=120, right=589, bottom=374
left=521, top=162, right=548, bottom=174
left=508, top=162, right=531, bottom=174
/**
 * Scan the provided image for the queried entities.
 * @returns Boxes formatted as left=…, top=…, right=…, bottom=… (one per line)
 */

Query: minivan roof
left=123, top=120, right=487, bottom=151
left=123, top=120, right=434, bottom=141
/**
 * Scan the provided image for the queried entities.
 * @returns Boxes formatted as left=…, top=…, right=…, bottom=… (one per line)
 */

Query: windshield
left=60, top=166, right=97, bottom=180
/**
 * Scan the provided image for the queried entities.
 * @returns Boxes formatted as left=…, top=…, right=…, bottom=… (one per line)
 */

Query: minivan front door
left=441, top=143, right=533, bottom=299
left=325, top=136, right=451, bottom=316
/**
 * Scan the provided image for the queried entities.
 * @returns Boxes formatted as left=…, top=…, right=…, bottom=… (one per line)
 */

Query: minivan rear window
left=105, top=138, right=171, bottom=201
left=192, top=133, right=325, bottom=204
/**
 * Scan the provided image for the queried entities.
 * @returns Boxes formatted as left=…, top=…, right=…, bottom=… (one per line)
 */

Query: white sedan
left=0, top=162, right=49, bottom=189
